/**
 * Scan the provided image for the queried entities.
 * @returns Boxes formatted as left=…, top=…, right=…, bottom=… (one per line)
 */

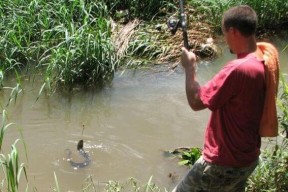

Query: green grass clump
left=0, top=0, right=118, bottom=92
left=38, top=1, right=118, bottom=91
left=40, top=17, right=117, bottom=91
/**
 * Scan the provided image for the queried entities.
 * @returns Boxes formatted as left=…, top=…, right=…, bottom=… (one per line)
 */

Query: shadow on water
left=0, top=33, right=287, bottom=191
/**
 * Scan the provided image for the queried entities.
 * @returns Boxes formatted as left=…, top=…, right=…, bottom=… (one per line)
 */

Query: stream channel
left=1, top=35, right=287, bottom=191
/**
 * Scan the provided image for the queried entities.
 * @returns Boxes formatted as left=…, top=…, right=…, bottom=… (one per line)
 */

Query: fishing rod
left=179, top=0, right=189, bottom=49
left=167, top=0, right=189, bottom=50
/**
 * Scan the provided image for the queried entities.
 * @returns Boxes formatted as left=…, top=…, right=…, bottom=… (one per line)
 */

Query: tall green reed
left=0, top=110, right=27, bottom=192
left=40, top=17, right=116, bottom=91
left=0, top=110, right=11, bottom=151
left=37, top=0, right=118, bottom=91
left=0, top=0, right=118, bottom=92
left=0, top=140, right=28, bottom=192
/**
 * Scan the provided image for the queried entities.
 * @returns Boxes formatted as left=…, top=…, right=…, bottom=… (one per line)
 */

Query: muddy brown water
left=0, top=37, right=287, bottom=191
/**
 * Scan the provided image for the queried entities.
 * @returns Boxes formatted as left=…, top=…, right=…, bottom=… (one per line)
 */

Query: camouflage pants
left=172, top=156, right=258, bottom=192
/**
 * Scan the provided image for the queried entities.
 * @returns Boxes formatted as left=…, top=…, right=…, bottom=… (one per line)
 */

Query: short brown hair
left=222, top=5, right=257, bottom=37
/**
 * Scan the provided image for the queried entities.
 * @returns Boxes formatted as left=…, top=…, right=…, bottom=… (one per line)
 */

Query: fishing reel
left=167, top=0, right=189, bottom=49
left=167, top=17, right=181, bottom=35
left=167, top=15, right=189, bottom=49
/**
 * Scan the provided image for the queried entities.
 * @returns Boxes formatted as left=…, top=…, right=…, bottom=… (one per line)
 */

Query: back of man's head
left=222, top=5, right=258, bottom=37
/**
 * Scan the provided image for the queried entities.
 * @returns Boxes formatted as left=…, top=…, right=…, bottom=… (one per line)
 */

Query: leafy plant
left=177, top=147, right=202, bottom=167
left=168, top=147, right=202, bottom=167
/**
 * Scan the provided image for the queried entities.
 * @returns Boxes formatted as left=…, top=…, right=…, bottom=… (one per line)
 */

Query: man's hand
left=181, top=47, right=197, bottom=72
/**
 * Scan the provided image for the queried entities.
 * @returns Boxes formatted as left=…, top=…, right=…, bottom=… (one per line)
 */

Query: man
left=173, top=5, right=267, bottom=192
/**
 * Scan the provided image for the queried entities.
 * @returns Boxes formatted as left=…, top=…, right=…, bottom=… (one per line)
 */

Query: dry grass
left=113, top=19, right=140, bottom=58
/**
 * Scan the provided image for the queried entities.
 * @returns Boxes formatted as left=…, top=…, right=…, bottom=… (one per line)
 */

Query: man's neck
left=235, top=36, right=257, bottom=55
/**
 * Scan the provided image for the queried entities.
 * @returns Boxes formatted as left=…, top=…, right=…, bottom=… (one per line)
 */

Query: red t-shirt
left=199, top=53, right=265, bottom=167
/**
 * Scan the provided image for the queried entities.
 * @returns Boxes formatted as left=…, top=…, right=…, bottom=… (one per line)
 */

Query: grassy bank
left=0, top=0, right=287, bottom=92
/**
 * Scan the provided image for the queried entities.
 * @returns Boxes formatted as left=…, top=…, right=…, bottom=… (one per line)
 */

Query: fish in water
left=77, top=139, right=84, bottom=151
left=65, top=139, right=91, bottom=169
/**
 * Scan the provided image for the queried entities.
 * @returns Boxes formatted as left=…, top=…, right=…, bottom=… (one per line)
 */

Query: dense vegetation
left=0, top=0, right=287, bottom=92
left=0, top=0, right=117, bottom=93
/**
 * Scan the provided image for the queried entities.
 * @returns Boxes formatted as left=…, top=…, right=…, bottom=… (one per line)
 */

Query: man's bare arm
left=181, top=48, right=206, bottom=111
